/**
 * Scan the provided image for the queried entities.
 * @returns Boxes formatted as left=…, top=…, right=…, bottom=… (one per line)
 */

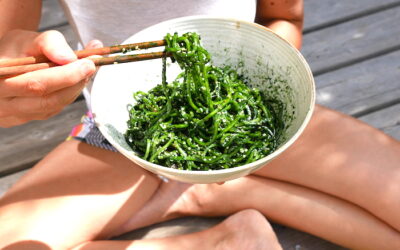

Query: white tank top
left=58, top=0, right=257, bottom=109
left=59, top=0, right=257, bottom=46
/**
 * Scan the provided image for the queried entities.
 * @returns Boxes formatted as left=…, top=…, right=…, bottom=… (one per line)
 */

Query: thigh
left=254, top=105, right=400, bottom=229
left=0, top=140, right=161, bottom=249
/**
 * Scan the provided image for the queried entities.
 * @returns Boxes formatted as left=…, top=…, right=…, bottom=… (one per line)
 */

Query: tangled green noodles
left=125, top=32, right=283, bottom=170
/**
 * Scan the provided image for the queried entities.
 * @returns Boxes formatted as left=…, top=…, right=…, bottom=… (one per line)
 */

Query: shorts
left=68, top=113, right=170, bottom=182
left=67, top=111, right=117, bottom=152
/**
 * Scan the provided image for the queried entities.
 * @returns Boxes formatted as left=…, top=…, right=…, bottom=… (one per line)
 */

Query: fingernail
left=80, top=59, right=95, bottom=76
left=90, top=40, right=103, bottom=49
left=57, top=49, right=77, bottom=62
left=58, top=53, right=76, bottom=60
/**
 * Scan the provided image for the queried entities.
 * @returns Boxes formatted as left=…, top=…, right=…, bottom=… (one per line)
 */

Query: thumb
left=35, top=30, right=77, bottom=65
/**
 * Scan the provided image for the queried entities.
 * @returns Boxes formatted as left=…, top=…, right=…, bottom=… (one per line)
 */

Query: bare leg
left=74, top=210, right=282, bottom=250
left=0, top=140, right=160, bottom=249
left=119, top=105, right=400, bottom=249
left=116, top=180, right=192, bottom=234
left=121, top=176, right=400, bottom=250
left=3, top=105, right=398, bottom=249
left=254, top=105, right=400, bottom=231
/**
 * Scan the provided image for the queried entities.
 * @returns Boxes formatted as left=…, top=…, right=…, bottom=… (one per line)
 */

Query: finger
left=85, top=39, right=103, bottom=50
left=7, top=79, right=87, bottom=115
left=0, top=59, right=95, bottom=98
left=32, top=30, right=77, bottom=65
left=0, top=108, right=62, bottom=128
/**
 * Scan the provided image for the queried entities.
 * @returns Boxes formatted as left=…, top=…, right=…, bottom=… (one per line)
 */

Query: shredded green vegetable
left=125, top=32, right=283, bottom=170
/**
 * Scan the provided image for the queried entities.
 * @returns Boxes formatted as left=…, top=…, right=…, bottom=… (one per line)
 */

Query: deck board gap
left=39, top=22, right=69, bottom=32
left=353, top=98, right=400, bottom=118
left=304, top=1, right=400, bottom=34
left=313, top=45, right=400, bottom=76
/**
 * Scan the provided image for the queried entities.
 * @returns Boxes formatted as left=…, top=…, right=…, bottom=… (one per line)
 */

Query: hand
left=0, top=30, right=101, bottom=128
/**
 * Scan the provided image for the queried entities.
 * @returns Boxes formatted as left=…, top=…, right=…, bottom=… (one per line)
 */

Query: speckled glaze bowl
left=91, top=16, right=315, bottom=183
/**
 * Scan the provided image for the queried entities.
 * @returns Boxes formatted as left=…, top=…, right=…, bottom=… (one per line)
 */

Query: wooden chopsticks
left=0, top=39, right=170, bottom=78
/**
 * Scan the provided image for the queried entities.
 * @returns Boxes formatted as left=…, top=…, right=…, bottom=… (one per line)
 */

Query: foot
left=211, top=209, right=282, bottom=250
left=115, top=177, right=252, bottom=236
left=116, top=179, right=196, bottom=235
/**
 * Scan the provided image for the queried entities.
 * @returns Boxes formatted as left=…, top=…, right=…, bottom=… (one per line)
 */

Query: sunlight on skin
left=74, top=210, right=282, bottom=250
left=182, top=177, right=400, bottom=250
left=254, top=106, right=400, bottom=232
left=0, top=140, right=161, bottom=249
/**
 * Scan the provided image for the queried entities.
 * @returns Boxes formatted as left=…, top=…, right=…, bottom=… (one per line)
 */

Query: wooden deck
left=1, top=0, right=399, bottom=249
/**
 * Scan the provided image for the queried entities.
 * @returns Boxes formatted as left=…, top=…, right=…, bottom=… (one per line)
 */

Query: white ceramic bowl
left=91, top=16, right=315, bottom=183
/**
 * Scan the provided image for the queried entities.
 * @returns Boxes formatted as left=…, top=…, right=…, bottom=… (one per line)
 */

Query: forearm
left=0, top=0, right=42, bottom=38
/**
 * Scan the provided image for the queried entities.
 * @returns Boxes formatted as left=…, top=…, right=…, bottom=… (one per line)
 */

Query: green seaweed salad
left=125, top=32, right=284, bottom=170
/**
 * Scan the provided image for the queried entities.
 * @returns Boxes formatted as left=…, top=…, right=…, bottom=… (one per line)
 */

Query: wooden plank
left=273, top=224, right=345, bottom=250
left=0, top=100, right=87, bottom=176
left=115, top=217, right=345, bottom=249
left=302, top=6, right=400, bottom=75
left=304, top=0, right=400, bottom=32
left=359, top=103, right=400, bottom=140
left=39, top=0, right=68, bottom=31
left=315, top=50, right=400, bottom=117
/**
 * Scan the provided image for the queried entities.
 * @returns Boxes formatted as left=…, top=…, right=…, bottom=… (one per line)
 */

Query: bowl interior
left=91, top=16, right=315, bottom=183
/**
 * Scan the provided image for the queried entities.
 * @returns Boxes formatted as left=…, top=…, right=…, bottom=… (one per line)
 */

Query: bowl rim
left=94, top=15, right=316, bottom=176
